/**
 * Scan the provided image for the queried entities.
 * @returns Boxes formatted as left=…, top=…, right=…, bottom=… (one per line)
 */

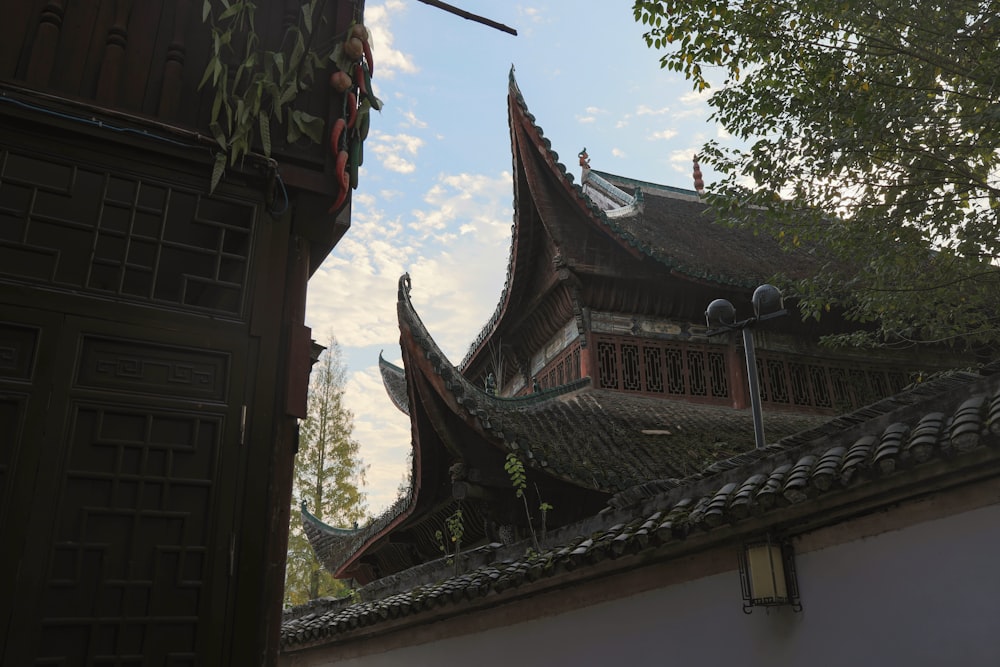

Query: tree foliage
left=284, top=336, right=368, bottom=607
left=634, top=0, right=1000, bottom=348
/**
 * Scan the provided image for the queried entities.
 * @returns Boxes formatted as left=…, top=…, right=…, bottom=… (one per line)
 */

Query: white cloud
left=365, top=1, right=418, bottom=79
left=401, top=109, right=428, bottom=129
left=637, top=104, right=670, bottom=116
left=369, top=131, right=425, bottom=173
left=612, top=148, right=626, bottom=158
left=518, top=6, right=545, bottom=23
left=345, top=365, right=412, bottom=514
left=650, top=129, right=678, bottom=141
left=680, top=89, right=709, bottom=105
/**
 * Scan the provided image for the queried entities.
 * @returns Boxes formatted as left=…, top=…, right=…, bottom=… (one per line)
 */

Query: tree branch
left=415, top=0, right=517, bottom=36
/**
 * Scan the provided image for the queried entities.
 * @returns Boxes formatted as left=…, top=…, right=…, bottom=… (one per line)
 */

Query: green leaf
left=202, top=0, right=212, bottom=22
left=210, top=152, right=226, bottom=193
left=295, top=111, right=325, bottom=144
left=302, top=2, right=313, bottom=34
left=208, top=121, right=227, bottom=150
left=218, top=1, right=242, bottom=21
left=259, top=111, right=271, bottom=158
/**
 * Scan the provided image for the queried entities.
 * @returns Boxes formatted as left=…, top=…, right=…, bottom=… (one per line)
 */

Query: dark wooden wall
left=0, top=1, right=362, bottom=664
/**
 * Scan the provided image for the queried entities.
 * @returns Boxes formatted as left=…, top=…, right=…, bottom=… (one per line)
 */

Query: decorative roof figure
left=693, top=155, right=705, bottom=195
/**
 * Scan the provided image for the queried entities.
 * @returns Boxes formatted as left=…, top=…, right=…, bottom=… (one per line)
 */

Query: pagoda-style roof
left=283, top=361, right=1000, bottom=651
left=459, top=71, right=826, bottom=380
left=305, top=274, right=831, bottom=583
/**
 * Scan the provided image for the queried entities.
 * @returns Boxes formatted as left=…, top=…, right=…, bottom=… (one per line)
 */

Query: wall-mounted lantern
left=738, top=535, right=802, bottom=613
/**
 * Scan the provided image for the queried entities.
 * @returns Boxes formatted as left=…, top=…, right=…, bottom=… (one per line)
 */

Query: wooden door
left=0, top=306, right=250, bottom=665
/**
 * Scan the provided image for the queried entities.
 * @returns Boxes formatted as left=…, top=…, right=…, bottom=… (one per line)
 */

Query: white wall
left=288, top=502, right=1000, bottom=667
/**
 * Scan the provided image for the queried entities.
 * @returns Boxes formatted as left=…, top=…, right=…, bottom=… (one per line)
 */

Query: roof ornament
left=692, top=155, right=705, bottom=195
left=578, top=147, right=590, bottom=180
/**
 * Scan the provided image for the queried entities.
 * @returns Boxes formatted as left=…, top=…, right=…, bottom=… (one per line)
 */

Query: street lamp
left=705, top=284, right=786, bottom=449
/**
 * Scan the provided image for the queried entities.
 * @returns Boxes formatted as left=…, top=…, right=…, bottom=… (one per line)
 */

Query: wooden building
left=281, top=73, right=999, bottom=667
left=298, top=72, right=969, bottom=588
left=0, top=1, right=366, bottom=664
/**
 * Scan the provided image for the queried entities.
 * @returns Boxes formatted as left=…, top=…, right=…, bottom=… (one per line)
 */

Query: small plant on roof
left=505, top=453, right=553, bottom=551
left=435, top=505, right=465, bottom=575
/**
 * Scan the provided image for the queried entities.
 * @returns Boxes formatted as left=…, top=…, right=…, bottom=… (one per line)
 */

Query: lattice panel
left=789, top=362, right=811, bottom=406
left=687, top=349, right=707, bottom=396
left=597, top=340, right=618, bottom=389
left=34, top=404, right=222, bottom=666
left=709, top=351, right=728, bottom=398
left=77, top=337, right=229, bottom=403
left=540, top=342, right=584, bottom=391
left=757, top=355, right=913, bottom=412
left=809, top=365, right=833, bottom=408
left=0, top=150, right=255, bottom=317
left=592, top=335, right=729, bottom=402
left=621, top=343, right=641, bottom=391
left=665, top=347, right=685, bottom=394
left=644, top=347, right=663, bottom=393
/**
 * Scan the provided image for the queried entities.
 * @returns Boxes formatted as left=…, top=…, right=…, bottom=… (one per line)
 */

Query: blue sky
left=304, top=0, right=732, bottom=514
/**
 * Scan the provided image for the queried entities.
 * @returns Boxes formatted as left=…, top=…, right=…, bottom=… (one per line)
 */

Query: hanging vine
left=198, top=0, right=379, bottom=203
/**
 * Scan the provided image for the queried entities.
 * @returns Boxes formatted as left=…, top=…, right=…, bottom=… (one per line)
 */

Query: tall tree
left=284, top=336, right=368, bottom=606
left=634, top=0, right=1000, bottom=348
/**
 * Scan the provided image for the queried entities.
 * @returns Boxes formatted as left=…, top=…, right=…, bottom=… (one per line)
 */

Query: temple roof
left=284, top=361, right=1000, bottom=651
left=460, top=70, right=819, bottom=372
left=308, top=274, right=832, bottom=580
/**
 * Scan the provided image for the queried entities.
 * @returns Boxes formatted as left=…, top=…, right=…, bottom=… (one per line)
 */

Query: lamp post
left=705, top=284, right=786, bottom=450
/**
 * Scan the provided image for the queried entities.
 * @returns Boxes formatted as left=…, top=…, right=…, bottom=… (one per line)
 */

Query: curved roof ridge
left=461, top=70, right=801, bottom=371
left=459, top=69, right=651, bottom=370
left=378, top=351, right=409, bottom=415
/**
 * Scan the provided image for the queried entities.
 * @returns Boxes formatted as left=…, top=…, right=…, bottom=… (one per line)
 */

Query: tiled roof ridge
left=605, top=363, right=996, bottom=511
left=592, top=168, right=702, bottom=201
left=398, top=273, right=608, bottom=487
left=378, top=351, right=409, bottom=415
left=303, top=490, right=415, bottom=582
left=506, top=72, right=777, bottom=289
left=282, top=367, right=1000, bottom=651
left=300, top=502, right=362, bottom=536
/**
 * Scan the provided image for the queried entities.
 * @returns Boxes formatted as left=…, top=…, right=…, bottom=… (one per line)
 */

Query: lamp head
left=705, top=298, right=736, bottom=328
left=752, top=284, right=783, bottom=319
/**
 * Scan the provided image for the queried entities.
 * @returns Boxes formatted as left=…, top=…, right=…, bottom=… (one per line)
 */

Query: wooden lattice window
left=535, top=341, right=584, bottom=391
left=809, top=365, right=833, bottom=408
left=644, top=347, right=664, bottom=393
left=592, top=335, right=730, bottom=402
left=789, top=362, right=811, bottom=406
left=597, top=339, right=618, bottom=389
left=756, top=353, right=913, bottom=412
left=666, top=347, right=685, bottom=394
left=709, top=351, right=728, bottom=398
left=622, top=343, right=641, bottom=391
